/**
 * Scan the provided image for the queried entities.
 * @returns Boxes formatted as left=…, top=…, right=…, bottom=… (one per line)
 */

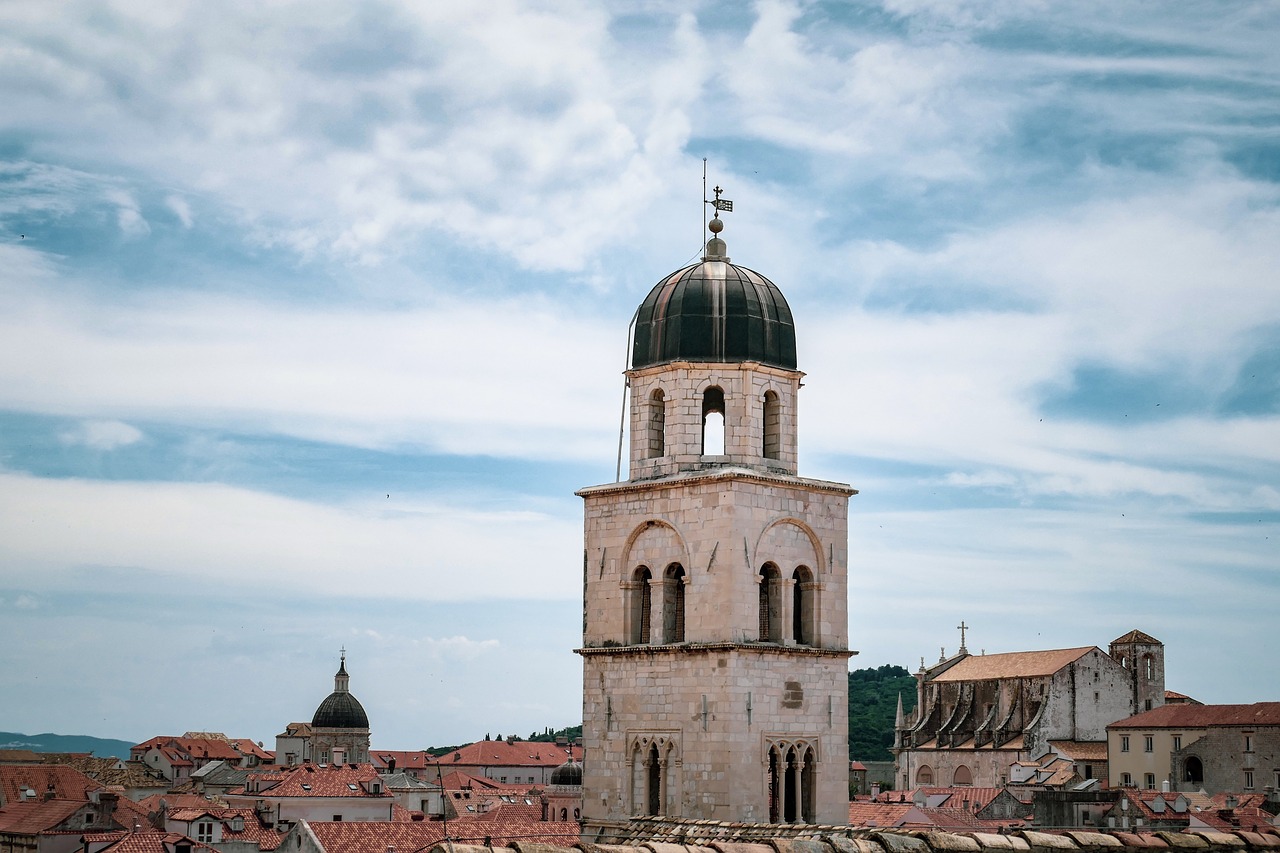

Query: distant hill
left=0, top=731, right=135, bottom=760
left=848, top=664, right=917, bottom=762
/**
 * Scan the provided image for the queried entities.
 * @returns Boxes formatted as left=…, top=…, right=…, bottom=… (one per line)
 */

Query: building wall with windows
left=1107, top=702, right=1280, bottom=794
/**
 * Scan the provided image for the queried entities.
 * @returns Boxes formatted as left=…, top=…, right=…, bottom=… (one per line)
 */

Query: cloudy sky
left=1, top=0, right=1278, bottom=752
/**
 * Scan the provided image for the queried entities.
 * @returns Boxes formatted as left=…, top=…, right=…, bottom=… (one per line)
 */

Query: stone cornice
left=575, top=641, right=857, bottom=659
left=576, top=466, right=856, bottom=499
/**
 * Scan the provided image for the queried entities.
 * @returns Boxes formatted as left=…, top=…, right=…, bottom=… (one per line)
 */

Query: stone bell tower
left=577, top=202, right=856, bottom=834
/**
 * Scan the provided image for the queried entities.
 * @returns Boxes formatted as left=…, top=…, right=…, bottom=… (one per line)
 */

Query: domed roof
left=311, top=654, right=369, bottom=730
left=631, top=217, right=796, bottom=370
left=550, top=759, right=582, bottom=786
left=312, top=691, right=369, bottom=729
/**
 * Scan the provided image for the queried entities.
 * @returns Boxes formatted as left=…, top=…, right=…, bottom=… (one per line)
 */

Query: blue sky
left=1, top=0, right=1278, bottom=751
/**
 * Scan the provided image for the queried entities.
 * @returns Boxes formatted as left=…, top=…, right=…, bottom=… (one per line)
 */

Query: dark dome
left=631, top=255, right=797, bottom=370
left=312, top=691, right=369, bottom=729
left=550, top=759, right=582, bottom=786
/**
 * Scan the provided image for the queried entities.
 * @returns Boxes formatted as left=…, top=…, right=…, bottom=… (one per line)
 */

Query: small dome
left=312, top=691, right=369, bottom=729
left=631, top=222, right=796, bottom=370
left=550, top=759, right=582, bottom=786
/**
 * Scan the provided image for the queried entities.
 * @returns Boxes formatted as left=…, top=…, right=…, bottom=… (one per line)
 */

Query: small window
left=1144, top=735, right=1153, bottom=753
left=301, top=784, right=312, bottom=791
left=1120, top=736, right=1130, bottom=753
left=1121, top=772, right=1132, bottom=786
left=1145, top=773, right=1155, bottom=790
left=1244, top=734, right=1254, bottom=753
left=332, top=815, right=342, bottom=822
left=1245, top=771, right=1255, bottom=790
left=702, top=386, right=725, bottom=456
left=1172, top=735, right=1182, bottom=751
left=347, top=783, right=358, bottom=791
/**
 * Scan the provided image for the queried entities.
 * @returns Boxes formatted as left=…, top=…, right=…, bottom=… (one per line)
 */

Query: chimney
left=1162, top=780, right=1169, bottom=793
left=44, top=782, right=57, bottom=802
left=871, top=783, right=881, bottom=799
left=388, top=757, right=396, bottom=772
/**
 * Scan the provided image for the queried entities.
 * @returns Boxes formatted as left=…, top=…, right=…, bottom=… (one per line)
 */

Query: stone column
left=780, top=577, right=796, bottom=645
left=792, top=753, right=806, bottom=822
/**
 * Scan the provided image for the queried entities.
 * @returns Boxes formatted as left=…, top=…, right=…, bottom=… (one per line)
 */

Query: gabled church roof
left=1112, top=629, right=1161, bottom=645
left=929, top=647, right=1095, bottom=682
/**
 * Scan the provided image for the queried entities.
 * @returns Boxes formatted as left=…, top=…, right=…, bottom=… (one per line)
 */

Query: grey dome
left=631, top=242, right=797, bottom=370
left=312, top=691, right=369, bottom=729
left=550, top=759, right=582, bottom=786
left=312, top=656, right=369, bottom=729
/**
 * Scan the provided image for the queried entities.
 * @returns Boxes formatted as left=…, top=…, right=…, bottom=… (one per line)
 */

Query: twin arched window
left=629, top=564, right=685, bottom=645
left=759, top=563, right=816, bottom=646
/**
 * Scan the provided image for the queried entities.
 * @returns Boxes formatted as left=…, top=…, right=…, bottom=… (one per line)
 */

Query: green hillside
left=847, top=665, right=917, bottom=761
left=0, top=731, right=135, bottom=759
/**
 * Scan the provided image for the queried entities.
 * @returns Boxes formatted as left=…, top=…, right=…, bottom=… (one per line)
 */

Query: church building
left=576, top=203, right=856, bottom=833
left=893, top=629, right=1165, bottom=790
left=276, top=652, right=371, bottom=766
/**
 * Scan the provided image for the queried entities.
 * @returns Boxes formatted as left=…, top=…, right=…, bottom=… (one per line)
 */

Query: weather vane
left=710, top=185, right=733, bottom=213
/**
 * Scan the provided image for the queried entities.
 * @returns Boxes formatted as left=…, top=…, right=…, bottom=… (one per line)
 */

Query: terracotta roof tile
left=303, top=814, right=579, bottom=853
left=0, top=798, right=90, bottom=834
left=98, top=831, right=221, bottom=853
left=427, top=741, right=582, bottom=769
left=931, top=647, right=1096, bottom=682
left=847, top=801, right=912, bottom=827
left=1109, top=702, right=1280, bottom=729
left=245, top=764, right=389, bottom=798
left=0, top=764, right=102, bottom=805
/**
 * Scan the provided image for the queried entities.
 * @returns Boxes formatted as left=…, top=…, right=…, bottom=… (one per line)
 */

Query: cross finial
left=957, top=621, right=969, bottom=654
left=710, top=185, right=733, bottom=213
left=340, top=646, right=346, bottom=662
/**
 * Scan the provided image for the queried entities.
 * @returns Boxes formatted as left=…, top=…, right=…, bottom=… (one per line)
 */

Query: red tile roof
left=847, top=800, right=912, bottom=827
left=303, top=812, right=580, bottom=853
left=0, top=798, right=89, bottom=834
left=1109, top=702, right=1280, bottom=729
left=246, top=764, right=390, bottom=798
left=97, top=831, right=221, bottom=853
left=427, top=741, right=582, bottom=769
left=0, top=765, right=102, bottom=806
left=931, top=647, right=1095, bottom=681
left=372, top=751, right=435, bottom=771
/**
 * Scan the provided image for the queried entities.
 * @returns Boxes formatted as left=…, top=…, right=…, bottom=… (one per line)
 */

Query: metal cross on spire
left=957, top=621, right=969, bottom=655
left=710, top=185, right=733, bottom=213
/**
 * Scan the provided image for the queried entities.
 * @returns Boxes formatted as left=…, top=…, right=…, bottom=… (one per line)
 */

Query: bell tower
left=577, top=203, right=856, bottom=835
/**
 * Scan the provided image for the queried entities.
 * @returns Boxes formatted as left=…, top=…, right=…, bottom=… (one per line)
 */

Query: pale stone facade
left=577, top=220, right=855, bottom=833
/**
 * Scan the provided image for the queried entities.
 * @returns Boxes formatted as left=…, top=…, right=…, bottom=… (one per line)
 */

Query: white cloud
left=59, top=419, right=144, bottom=450
left=165, top=195, right=193, bottom=228
left=104, top=189, right=150, bottom=239
left=0, top=472, right=580, bottom=603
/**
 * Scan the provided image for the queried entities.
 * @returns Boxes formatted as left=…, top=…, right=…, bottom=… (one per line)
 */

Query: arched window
left=663, top=563, right=685, bottom=643
left=646, top=389, right=665, bottom=458
left=629, top=567, right=652, bottom=644
left=573, top=808, right=580, bottom=820
left=763, top=390, right=781, bottom=459
left=646, top=744, right=661, bottom=815
left=759, top=564, right=781, bottom=642
left=916, top=765, right=933, bottom=785
left=792, top=566, right=814, bottom=646
left=1184, top=756, right=1204, bottom=784
left=702, top=386, right=725, bottom=455
left=767, top=743, right=816, bottom=824
left=559, top=808, right=567, bottom=821
left=953, top=765, right=973, bottom=786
